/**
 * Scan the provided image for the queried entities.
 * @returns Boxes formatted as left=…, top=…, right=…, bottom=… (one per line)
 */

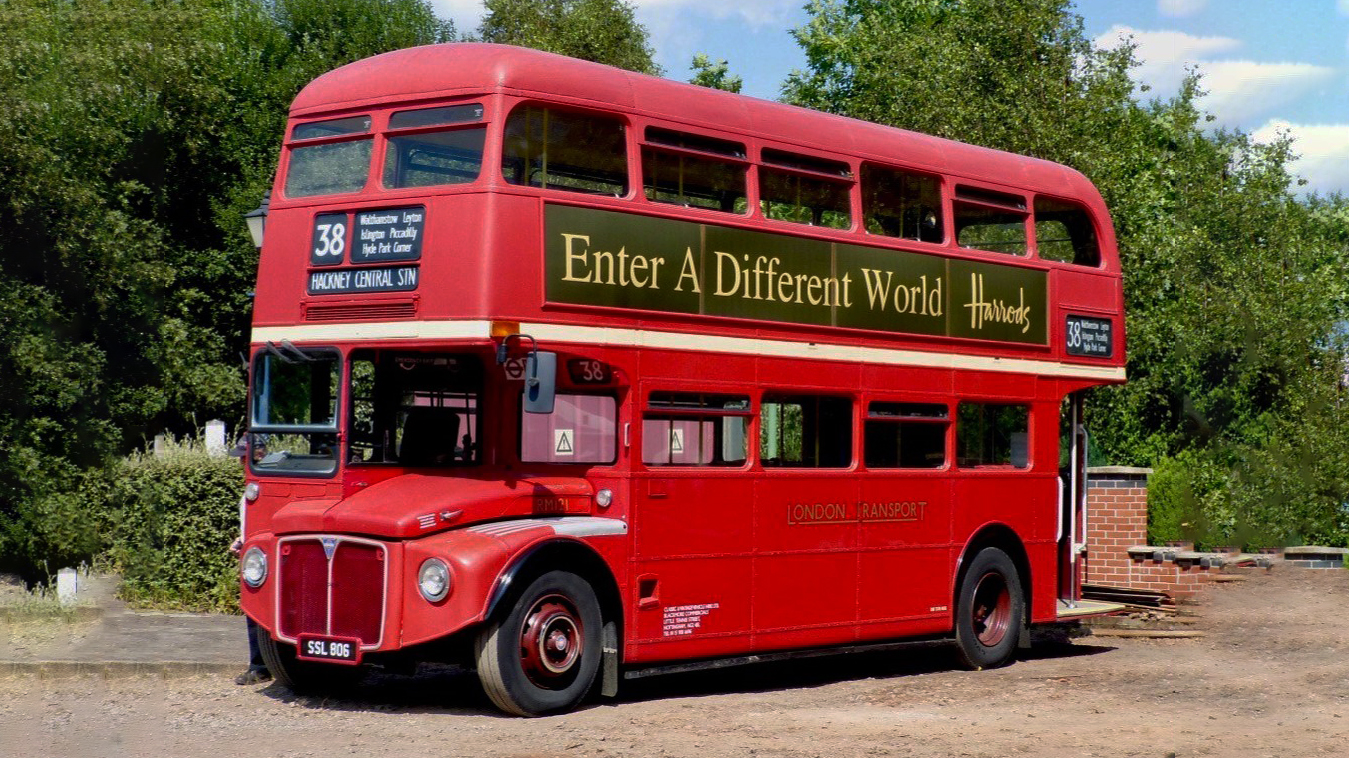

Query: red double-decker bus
left=238, top=43, right=1125, bottom=716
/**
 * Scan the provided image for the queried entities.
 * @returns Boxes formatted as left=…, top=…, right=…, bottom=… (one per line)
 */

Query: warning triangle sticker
left=669, top=428, right=684, bottom=454
left=554, top=429, right=574, bottom=455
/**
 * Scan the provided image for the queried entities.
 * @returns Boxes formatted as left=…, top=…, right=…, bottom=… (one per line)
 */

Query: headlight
left=242, top=547, right=268, bottom=588
left=418, top=558, right=451, bottom=602
left=243, top=482, right=260, bottom=502
left=595, top=488, right=613, bottom=508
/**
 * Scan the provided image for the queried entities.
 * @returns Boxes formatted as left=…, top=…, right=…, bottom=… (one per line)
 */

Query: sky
left=428, top=0, right=1349, bottom=196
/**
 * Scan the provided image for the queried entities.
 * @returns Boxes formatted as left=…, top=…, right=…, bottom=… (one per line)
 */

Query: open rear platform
left=1057, top=598, right=1125, bottom=619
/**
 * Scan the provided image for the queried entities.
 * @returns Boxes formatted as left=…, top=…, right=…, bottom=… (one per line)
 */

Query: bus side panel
left=627, top=473, right=756, bottom=663
left=751, top=472, right=861, bottom=651
left=856, top=475, right=953, bottom=624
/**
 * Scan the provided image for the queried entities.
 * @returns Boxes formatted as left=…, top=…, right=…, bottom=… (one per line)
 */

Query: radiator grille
left=304, top=300, right=416, bottom=322
left=278, top=537, right=387, bottom=647
left=330, top=542, right=385, bottom=642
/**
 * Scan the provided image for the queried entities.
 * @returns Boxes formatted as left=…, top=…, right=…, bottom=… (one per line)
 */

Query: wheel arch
left=485, top=538, right=623, bottom=645
left=953, top=523, right=1032, bottom=619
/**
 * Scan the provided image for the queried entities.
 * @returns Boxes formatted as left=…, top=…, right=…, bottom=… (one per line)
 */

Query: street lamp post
left=244, top=190, right=270, bottom=249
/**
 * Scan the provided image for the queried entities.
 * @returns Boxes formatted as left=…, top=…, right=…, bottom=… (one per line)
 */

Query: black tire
left=954, top=547, right=1025, bottom=671
left=475, top=570, right=602, bottom=716
left=254, top=624, right=364, bottom=694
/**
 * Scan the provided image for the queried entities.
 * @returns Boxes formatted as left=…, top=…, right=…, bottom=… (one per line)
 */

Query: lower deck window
left=864, top=402, right=948, bottom=469
left=348, top=351, right=483, bottom=466
left=642, top=393, right=750, bottom=466
left=957, top=402, right=1030, bottom=468
left=761, top=395, right=852, bottom=468
left=521, top=394, right=617, bottom=463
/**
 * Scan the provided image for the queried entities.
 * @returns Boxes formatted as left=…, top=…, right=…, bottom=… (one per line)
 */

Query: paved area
left=0, top=574, right=246, bottom=678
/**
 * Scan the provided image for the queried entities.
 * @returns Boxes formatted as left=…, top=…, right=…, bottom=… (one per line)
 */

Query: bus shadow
left=617, top=639, right=1113, bottom=704
left=254, top=641, right=1117, bottom=715
left=256, top=663, right=502, bottom=717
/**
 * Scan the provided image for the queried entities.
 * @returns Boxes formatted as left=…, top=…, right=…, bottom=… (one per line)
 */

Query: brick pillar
left=1082, top=466, right=1152, bottom=588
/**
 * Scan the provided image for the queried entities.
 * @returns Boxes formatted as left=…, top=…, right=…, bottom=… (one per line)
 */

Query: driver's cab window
left=348, top=351, right=483, bottom=466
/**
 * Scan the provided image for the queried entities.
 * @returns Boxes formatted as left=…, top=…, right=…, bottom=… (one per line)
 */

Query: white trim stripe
left=521, top=323, right=1126, bottom=382
left=467, top=517, right=628, bottom=538
left=251, top=320, right=492, bottom=343
left=250, top=319, right=1125, bottom=382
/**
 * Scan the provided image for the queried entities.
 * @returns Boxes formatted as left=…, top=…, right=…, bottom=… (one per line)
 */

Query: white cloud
left=1252, top=120, right=1349, bottom=196
left=1095, top=25, right=1336, bottom=128
left=1200, top=60, right=1337, bottom=125
left=633, top=0, right=796, bottom=27
left=1096, top=25, right=1239, bottom=96
left=428, top=0, right=485, bottom=35
left=429, top=0, right=796, bottom=35
left=1158, top=0, right=1208, bottom=18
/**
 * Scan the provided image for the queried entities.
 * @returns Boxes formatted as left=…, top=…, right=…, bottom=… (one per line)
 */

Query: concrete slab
left=0, top=574, right=247, bottom=679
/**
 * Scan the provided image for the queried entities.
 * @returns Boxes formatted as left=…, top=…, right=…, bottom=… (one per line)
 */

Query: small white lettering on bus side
left=662, top=603, right=719, bottom=637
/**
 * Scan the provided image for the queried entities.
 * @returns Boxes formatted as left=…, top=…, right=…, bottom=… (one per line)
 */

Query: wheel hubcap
left=971, top=571, right=1011, bottom=647
left=519, top=594, right=583, bottom=687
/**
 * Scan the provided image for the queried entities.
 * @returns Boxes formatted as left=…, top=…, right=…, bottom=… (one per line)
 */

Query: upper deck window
left=285, top=116, right=373, bottom=198
left=502, top=105, right=628, bottom=196
left=861, top=164, right=943, bottom=243
left=954, top=185, right=1028, bottom=256
left=383, top=103, right=487, bottom=189
left=1034, top=196, right=1101, bottom=267
left=759, top=148, right=852, bottom=230
left=642, top=127, right=748, bottom=214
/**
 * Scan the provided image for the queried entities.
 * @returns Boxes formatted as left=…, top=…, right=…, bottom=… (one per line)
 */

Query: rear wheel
left=254, top=625, right=364, bottom=693
left=475, top=570, right=602, bottom=716
left=954, top=547, right=1025, bottom=670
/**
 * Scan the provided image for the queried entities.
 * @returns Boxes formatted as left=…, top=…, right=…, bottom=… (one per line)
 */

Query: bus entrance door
left=1057, top=392, right=1088, bottom=609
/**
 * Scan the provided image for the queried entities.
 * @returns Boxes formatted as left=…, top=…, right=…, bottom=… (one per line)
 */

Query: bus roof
left=290, top=43, right=1104, bottom=206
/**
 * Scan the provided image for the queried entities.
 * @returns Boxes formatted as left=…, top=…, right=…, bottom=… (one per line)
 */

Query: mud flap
left=1018, top=621, right=1032, bottom=650
left=601, top=620, right=619, bottom=698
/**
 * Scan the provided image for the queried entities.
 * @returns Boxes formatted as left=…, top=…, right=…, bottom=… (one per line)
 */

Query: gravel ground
left=3, top=568, right=1346, bottom=758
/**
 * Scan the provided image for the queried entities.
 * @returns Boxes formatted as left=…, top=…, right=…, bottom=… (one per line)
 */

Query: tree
left=0, top=0, right=453, bottom=580
left=690, top=54, right=742, bottom=93
left=478, top=0, right=661, bottom=75
left=784, top=0, right=1349, bottom=547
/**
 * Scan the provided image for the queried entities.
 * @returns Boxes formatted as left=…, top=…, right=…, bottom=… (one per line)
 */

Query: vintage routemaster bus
left=238, top=43, right=1126, bottom=716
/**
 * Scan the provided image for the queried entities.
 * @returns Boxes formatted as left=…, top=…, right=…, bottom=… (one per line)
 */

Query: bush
left=102, top=438, right=245, bottom=612
left=1147, top=449, right=1231, bottom=547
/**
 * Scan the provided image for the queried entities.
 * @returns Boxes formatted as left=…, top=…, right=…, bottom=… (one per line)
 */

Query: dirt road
left=3, top=569, right=1346, bottom=758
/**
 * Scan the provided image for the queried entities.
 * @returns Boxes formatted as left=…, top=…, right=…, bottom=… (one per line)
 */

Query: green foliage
left=0, top=0, right=451, bottom=582
left=786, top=0, right=1349, bottom=547
left=477, top=0, right=661, bottom=75
left=103, top=439, right=245, bottom=612
left=0, top=437, right=243, bottom=612
left=690, top=54, right=742, bottom=93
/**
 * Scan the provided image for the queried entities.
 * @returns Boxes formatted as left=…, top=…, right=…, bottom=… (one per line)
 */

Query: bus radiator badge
left=321, top=537, right=338, bottom=560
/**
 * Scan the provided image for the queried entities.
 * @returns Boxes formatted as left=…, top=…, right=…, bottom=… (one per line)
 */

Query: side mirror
left=523, top=351, right=557, bottom=414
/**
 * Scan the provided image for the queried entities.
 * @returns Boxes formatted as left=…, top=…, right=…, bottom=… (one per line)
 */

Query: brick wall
left=1082, top=466, right=1215, bottom=598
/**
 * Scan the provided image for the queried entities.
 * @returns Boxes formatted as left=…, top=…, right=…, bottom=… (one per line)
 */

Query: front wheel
left=954, top=547, right=1025, bottom=670
left=475, top=570, right=602, bottom=716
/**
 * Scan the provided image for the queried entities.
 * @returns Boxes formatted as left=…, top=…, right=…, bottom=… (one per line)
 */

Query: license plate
left=296, top=635, right=362, bottom=665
